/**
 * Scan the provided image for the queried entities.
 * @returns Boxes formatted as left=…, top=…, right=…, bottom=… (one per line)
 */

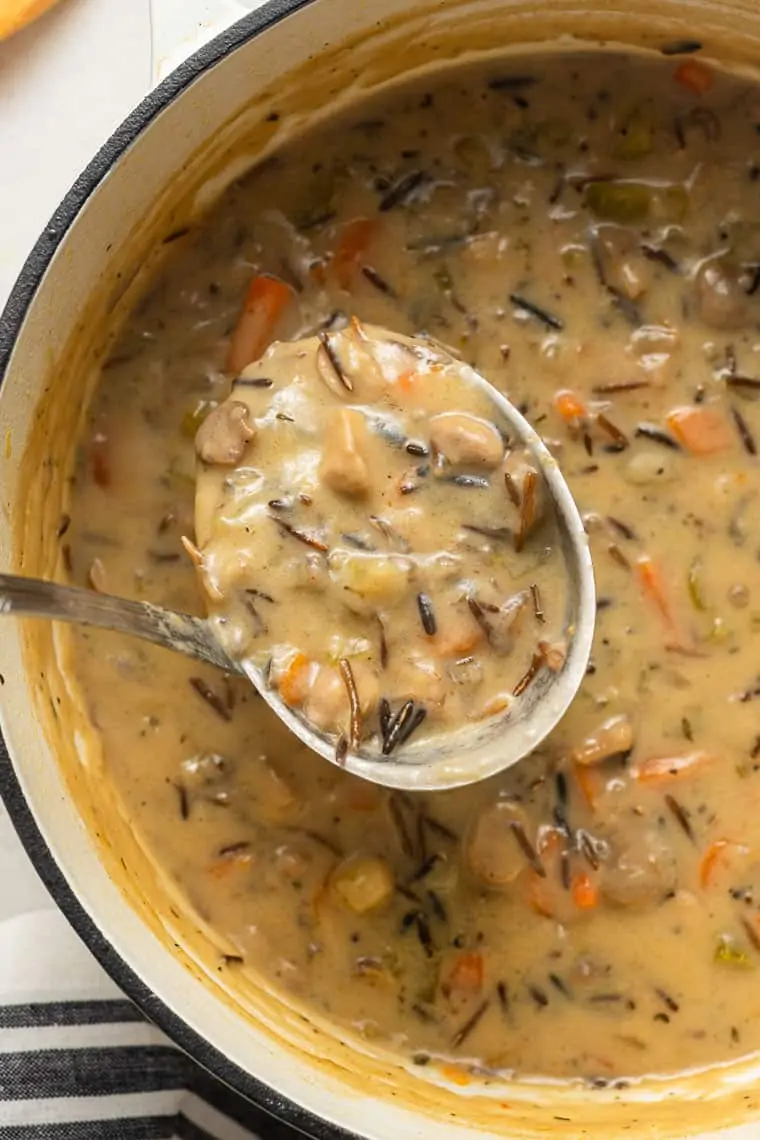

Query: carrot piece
left=571, top=872, right=599, bottom=910
left=227, top=274, right=294, bottom=373
left=700, top=840, right=730, bottom=888
left=666, top=405, right=733, bottom=455
left=333, top=218, right=376, bottom=290
left=674, top=59, right=713, bottom=94
left=397, top=368, right=423, bottom=394
left=699, top=839, right=749, bottom=887
left=636, top=554, right=677, bottom=633
left=632, top=749, right=712, bottom=783
left=278, top=652, right=311, bottom=707
left=554, top=389, right=588, bottom=424
left=438, top=1064, right=471, bottom=1087
left=446, top=951, right=484, bottom=993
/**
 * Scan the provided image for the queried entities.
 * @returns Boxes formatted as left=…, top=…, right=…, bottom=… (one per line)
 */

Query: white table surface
left=0, top=0, right=257, bottom=924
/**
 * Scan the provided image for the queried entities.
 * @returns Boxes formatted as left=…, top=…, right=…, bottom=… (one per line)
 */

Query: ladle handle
left=0, top=573, right=240, bottom=674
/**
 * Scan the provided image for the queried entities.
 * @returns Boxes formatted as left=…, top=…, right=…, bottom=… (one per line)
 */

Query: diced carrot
left=674, top=59, right=713, bottom=94
left=666, top=405, right=733, bottom=455
left=278, top=652, right=311, bottom=707
left=700, top=840, right=730, bottom=888
left=632, top=749, right=712, bottom=783
left=554, top=389, right=588, bottom=424
left=333, top=218, right=376, bottom=290
left=397, top=368, right=422, bottom=394
left=571, top=872, right=599, bottom=910
left=636, top=554, right=677, bottom=635
left=446, top=951, right=484, bottom=993
left=439, top=1064, right=471, bottom=1087
left=699, top=839, right=749, bottom=888
left=227, top=274, right=294, bottom=373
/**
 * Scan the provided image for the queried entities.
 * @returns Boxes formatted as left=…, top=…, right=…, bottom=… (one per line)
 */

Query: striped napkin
left=0, top=909, right=302, bottom=1139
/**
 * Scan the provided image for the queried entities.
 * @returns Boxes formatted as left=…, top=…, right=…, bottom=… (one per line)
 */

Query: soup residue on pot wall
left=59, top=46, right=760, bottom=1085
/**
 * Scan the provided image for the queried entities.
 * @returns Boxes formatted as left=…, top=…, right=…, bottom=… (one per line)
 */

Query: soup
left=64, top=46, right=760, bottom=1082
left=193, top=324, right=569, bottom=759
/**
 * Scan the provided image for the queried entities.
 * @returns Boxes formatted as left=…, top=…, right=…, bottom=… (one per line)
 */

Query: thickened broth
left=65, top=48, right=760, bottom=1081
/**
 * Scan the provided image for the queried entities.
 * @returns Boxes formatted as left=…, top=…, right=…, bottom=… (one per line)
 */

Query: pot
left=2, top=1, right=760, bottom=1136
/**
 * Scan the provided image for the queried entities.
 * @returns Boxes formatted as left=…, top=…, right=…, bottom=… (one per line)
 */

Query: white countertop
left=0, top=0, right=257, bottom=922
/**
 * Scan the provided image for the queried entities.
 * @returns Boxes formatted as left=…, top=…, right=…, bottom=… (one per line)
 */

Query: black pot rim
left=0, top=3, right=362, bottom=1136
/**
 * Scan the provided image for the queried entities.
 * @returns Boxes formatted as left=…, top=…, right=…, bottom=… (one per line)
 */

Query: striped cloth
left=0, top=910, right=303, bottom=1139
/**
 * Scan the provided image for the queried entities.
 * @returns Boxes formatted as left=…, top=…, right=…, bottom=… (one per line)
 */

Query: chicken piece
left=319, top=408, right=370, bottom=497
left=429, top=412, right=504, bottom=468
left=304, top=660, right=379, bottom=735
left=195, top=400, right=255, bottom=465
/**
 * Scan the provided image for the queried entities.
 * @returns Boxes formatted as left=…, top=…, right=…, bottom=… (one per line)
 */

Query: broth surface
left=66, top=49, right=760, bottom=1081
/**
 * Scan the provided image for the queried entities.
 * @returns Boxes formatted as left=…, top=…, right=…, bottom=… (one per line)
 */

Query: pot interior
left=3, top=0, right=760, bottom=1136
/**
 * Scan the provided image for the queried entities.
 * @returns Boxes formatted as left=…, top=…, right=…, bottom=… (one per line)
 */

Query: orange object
left=0, top=0, right=64, bottom=41
left=666, top=405, right=733, bottom=455
left=438, top=1064, right=472, bottom=1087
left=632, top=749, right=712, bottom=783
left=636, top=555, right=677, bottom=634
left=397, top=369, right=423, bottom=394
left=446, top=951, right=485, bottom=993
left=571, top=872, right=599, bottom=910
left=553, top=389, right=588, bottom=424
left=333, top=218, right=376, bottom=290
left=700, top=840, right=731, bottom=888
left=278, top=653, right=311, bottom=707
left=227, top=274, right=294, bottom=373
left=674, top=59, right=713, bottom=94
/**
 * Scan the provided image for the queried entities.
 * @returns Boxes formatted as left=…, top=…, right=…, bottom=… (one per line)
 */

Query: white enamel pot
left=2, top=1, right=760, bottom=1137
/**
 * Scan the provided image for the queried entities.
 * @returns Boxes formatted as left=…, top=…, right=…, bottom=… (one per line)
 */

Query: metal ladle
left=0, top=356, right=595, bottom=792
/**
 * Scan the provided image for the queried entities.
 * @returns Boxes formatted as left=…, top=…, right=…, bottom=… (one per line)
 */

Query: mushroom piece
left=600, top=826, right=678, bottom=909
left=319, top=408, right=370, bottom=497
left=195, top=400, right=255, bottom=465
left=429, top=412, right=504, bottom=468
left=692, top=256, right=753, bottom=330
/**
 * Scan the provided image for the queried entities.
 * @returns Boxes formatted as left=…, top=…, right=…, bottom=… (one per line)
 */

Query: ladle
left=0, top=345, right=595, bottom=791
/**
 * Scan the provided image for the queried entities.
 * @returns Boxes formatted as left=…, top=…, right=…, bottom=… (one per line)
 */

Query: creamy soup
left=193, top=324, right=568, bottom=759
left=65, top=48, right=760, bottom=1082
